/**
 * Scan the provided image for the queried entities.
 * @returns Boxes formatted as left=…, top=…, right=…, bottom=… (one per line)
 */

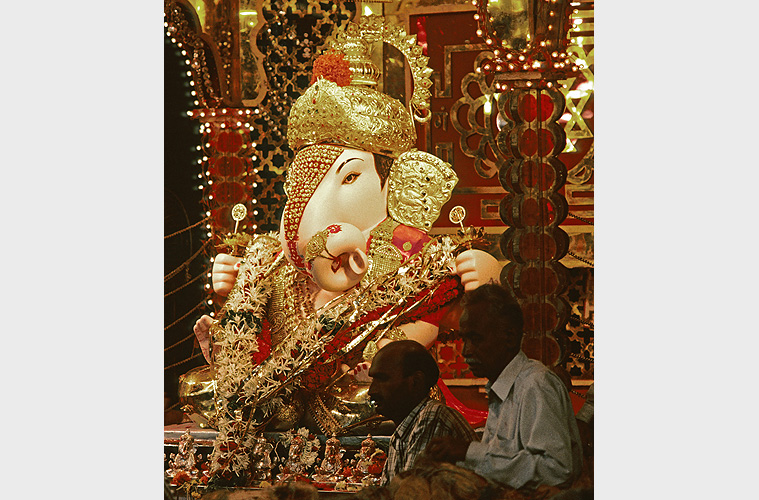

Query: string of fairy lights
left=164, top=22, right=219, bottom=371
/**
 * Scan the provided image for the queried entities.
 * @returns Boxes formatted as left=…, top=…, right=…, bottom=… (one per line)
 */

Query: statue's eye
left=342, top=172, right=360, bottom=185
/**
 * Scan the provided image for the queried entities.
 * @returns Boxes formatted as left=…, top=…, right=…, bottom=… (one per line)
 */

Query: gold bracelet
left=385, top=328, right=407, bottom=341
left=362, top=341, right=378, bottom=361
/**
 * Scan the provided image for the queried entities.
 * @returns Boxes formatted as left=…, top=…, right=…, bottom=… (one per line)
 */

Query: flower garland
left=208, top=233, right=282, bottom=479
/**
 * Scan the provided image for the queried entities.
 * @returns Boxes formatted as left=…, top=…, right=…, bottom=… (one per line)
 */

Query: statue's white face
left=296, top=147, right=388, bottom=248
left=279, top=147, right=389, bottom=291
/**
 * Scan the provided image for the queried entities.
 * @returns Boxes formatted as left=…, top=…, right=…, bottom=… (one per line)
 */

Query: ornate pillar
left=497, top=83, right=570, bottom=363
left=471, top=0, right=578, bottom=365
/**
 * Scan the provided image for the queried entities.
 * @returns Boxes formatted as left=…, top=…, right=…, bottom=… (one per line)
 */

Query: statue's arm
left=192, top=253, right=243, bottom=364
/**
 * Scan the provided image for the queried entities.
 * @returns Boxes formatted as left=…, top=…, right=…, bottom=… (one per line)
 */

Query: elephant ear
left=387, top=150, right=458, bottom=232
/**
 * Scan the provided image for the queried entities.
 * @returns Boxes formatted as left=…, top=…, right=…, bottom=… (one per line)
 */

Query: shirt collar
left=485, top=350, right=528, bottom=401
left=393, top=397, right=432, bottom=441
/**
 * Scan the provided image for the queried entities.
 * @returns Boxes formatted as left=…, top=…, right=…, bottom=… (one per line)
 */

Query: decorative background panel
left=413, top=10, right=507, bottom=233
left=561, top=267, right=593, bottom=380
left=557, top=2, right=594, bottom=269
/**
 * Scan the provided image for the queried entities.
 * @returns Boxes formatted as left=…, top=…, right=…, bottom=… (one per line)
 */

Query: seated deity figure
left=192, top=16, right=501, bottom=484
left=312, top=434, right=346, bottom=482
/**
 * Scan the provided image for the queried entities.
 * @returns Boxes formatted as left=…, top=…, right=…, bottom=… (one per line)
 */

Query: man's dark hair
left=372, top=153, right=393, bottom=188
left=460, top=283, right=524, bottom=341
left=381, top=340, right=440, bottom=392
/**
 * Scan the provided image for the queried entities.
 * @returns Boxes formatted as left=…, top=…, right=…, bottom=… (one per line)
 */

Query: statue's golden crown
left=287, top=15, right=433, bottom=158
left=287, top=78, right=416, bottom=158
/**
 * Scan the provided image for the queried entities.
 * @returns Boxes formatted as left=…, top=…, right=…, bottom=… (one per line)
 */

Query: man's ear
left=408, top=370, right=427, bottom=396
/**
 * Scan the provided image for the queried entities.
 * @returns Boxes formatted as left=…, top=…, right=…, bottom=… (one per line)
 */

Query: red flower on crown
left=310, top=51, right=352, bottom=86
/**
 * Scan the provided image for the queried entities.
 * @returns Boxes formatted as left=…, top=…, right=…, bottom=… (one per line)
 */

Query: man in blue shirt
left=425, top=284, right=582, bottom=491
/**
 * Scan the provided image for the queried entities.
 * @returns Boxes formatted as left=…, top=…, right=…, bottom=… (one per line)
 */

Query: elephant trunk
left=305, top=223, right=369, bottom=292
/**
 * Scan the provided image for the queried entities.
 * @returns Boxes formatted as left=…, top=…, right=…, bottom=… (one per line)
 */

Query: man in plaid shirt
left=368, top=340, right=477, bottom=486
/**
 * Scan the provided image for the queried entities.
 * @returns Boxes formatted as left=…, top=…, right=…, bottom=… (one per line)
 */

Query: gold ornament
left=231, top=203, right=247, bottom=233
left=178, top=365, right=217, bottom=428
left=303, top=227, right=332, bottom=264
left=364, top=217, right=403, bottom=283
left=384, top=327, right=407, bottom=341
left=388, top=150, right=458, bottom=232
left=333, top=16, right=434, bottom=122
left=449, top=205, right=467, bottom=227
left=287, top=15, right=435, bottom=158
left=362, top=340, right=378, bottom=361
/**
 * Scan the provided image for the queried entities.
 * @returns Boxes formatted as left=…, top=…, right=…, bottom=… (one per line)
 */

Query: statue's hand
left=194, top=315, right=214, bottom=363
left=453, top=249, right=501, bottom=291
left=341, top=362, right=373, bottom=383
left=212, top=253, right=242, bottom=296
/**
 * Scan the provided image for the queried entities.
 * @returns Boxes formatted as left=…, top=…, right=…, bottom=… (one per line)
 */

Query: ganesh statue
left=188, top=16, right=501, bottom=484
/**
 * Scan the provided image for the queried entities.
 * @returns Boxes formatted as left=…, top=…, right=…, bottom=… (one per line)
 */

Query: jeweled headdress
left=286, top=15, right=457, bottom=232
